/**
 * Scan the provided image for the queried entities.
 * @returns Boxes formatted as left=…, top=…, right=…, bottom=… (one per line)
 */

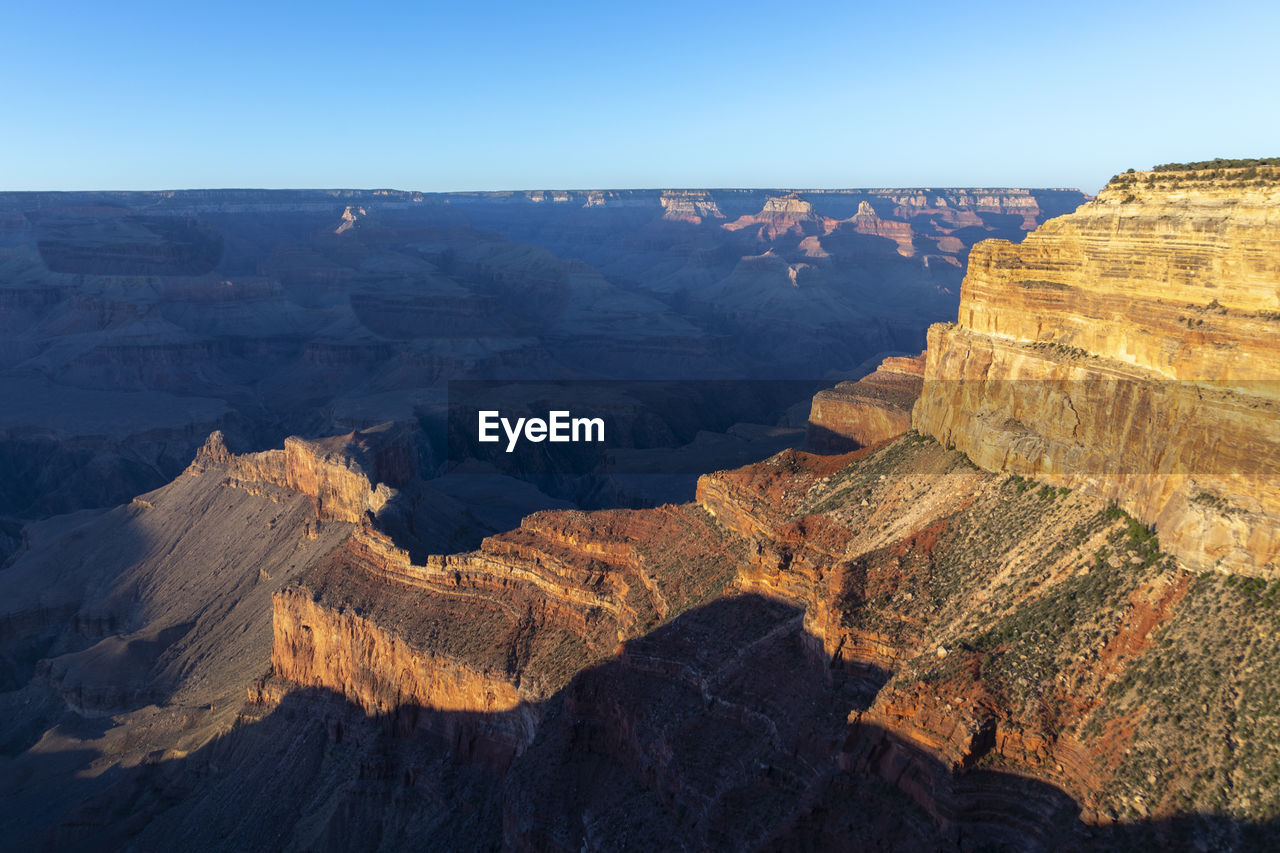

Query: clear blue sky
left=3, top=0, right=1276, bottom=194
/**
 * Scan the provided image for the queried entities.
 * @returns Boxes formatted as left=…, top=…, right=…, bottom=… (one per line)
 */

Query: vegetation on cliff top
left=1151, top=157, right=1280, bottom=171
left=1106, top=158, right=1280, bottom=197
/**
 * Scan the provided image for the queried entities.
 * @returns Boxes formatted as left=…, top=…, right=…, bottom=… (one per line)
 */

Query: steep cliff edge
left=258, top=430, right=1280, bottom=847
left=807, top=352, right=926, bottom=451
left=914, top=164, right=1280, bottom=575
left=268, top=500, right=743, bottom=713
left=189, top=424, right=414, bottom=524
left=17, top=400, right=1280, bottom=847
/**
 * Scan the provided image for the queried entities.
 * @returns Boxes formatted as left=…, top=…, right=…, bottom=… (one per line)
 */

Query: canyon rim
left=0, top=161, right=1278, bottom=851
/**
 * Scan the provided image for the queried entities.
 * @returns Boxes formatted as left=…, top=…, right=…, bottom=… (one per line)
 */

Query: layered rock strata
left=18, top=419, right=1280, bottom=846
left=722, top=194, right=822, bottom=240
left=21, top=172, right=1280, bottom=846
left=267, top=502, right=744, bottom=757
left=914, top=165, right=1280, bottom=575
left=189, top=424, right=414, bottom=524
left=848, top=200, right=916, bottom=256
left=807, top=352, right=926, bottom=451
left=258, top=429, right=1280, bottom=844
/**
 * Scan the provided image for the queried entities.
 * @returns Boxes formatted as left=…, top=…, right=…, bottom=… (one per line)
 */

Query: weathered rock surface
left=914, top=165, right=1280, bottom=574
left=244, top=432, right=1280, bottom=849
left=7, top=421, right=1280, bottom=849
left=273, top=500, right=743, bottom=715
left=190, top=424, right=414, bottom=524
left=807, top=352, right=926, bottom=451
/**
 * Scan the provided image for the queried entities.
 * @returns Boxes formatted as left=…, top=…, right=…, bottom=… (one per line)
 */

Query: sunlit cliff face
left=915, top=165, right=1280, bottom=575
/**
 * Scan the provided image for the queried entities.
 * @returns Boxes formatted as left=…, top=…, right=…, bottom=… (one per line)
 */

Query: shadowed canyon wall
left=0, top=186, right=1084, bottom=519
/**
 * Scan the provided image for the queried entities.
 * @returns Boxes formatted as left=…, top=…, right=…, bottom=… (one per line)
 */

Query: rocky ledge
left=807, top=352, right=926, bottom=451
left=189, top=424, right=415, bottom=524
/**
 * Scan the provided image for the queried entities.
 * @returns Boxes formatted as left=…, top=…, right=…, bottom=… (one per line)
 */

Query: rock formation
left=0, top=185, right=1082, bottom=517
left=723, top=194, right=822, bottom=240
left=334, top=204, right=366, bottom=233
left=914, top=164, right=1280, bottom=575
left=659, top=190, right=725, bottom=224
left=190, top=425, right=414, bottom=524
left=846, top=199, right=916, bottom=256
left=230, top=422, right=1280, bottom=848
left=268, top=501, right=743, bottom=721
left=807, top=352, right=925, bottom=451
left=23, top=173, right=1280, bottom=849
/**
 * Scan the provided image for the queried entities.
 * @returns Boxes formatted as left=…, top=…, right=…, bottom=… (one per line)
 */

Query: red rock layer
left=269, top=502, right=744, bottom=722
left=253, top=423, right=1280, bottom=841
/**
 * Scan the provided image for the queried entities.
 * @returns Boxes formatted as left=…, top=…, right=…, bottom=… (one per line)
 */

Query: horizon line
left=0, top=185, right=1090, bottom=196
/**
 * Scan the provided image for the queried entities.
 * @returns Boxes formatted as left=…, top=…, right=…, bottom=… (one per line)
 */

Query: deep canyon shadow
left=4, top=594, right=1272, bottom=851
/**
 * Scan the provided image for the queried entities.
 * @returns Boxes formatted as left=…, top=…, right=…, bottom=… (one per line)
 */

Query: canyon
left=0, top=186, right=1081, bottom=523
left=2, top=168, right=1279, bottom=850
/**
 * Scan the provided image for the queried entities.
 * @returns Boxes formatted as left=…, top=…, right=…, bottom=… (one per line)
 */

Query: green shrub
left=1152, top=157, right=1280, bottom=171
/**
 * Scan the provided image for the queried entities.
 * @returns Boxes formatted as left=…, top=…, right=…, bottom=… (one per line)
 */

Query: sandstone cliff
left=807, top=352, right=926, bottom=451
left=913, top=164, right=1280, bottom=575
left=189, top=424, right=414, bottom=524
left=269, top=502, right=742, bottom=721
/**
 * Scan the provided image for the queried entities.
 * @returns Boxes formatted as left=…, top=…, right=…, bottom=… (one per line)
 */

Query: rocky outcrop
left=914, top=164, right=1280, bottom=575
left=807, top=352, right=926, bottom=451
left=659, top=190, right=725, bottom=223
left=846, top=200, right=916, bottom=256
left=334, top=204, right=365, bottom=234
left=189, top=425, right=414, bottom=523
left=272, top=586, right=523, bottom=714
left=266, top=501, right=744, bottom=725
left=722, top=194, right=822, bottom=240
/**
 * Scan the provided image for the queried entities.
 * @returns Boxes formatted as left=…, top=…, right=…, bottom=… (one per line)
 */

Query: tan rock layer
left=807, top=353, right=926, bottom=451
left=273, top=588, right=524, bottom=715
left=914, top=168, right=1280, bottom=575
left=188, top=429, right=400, bottom=524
